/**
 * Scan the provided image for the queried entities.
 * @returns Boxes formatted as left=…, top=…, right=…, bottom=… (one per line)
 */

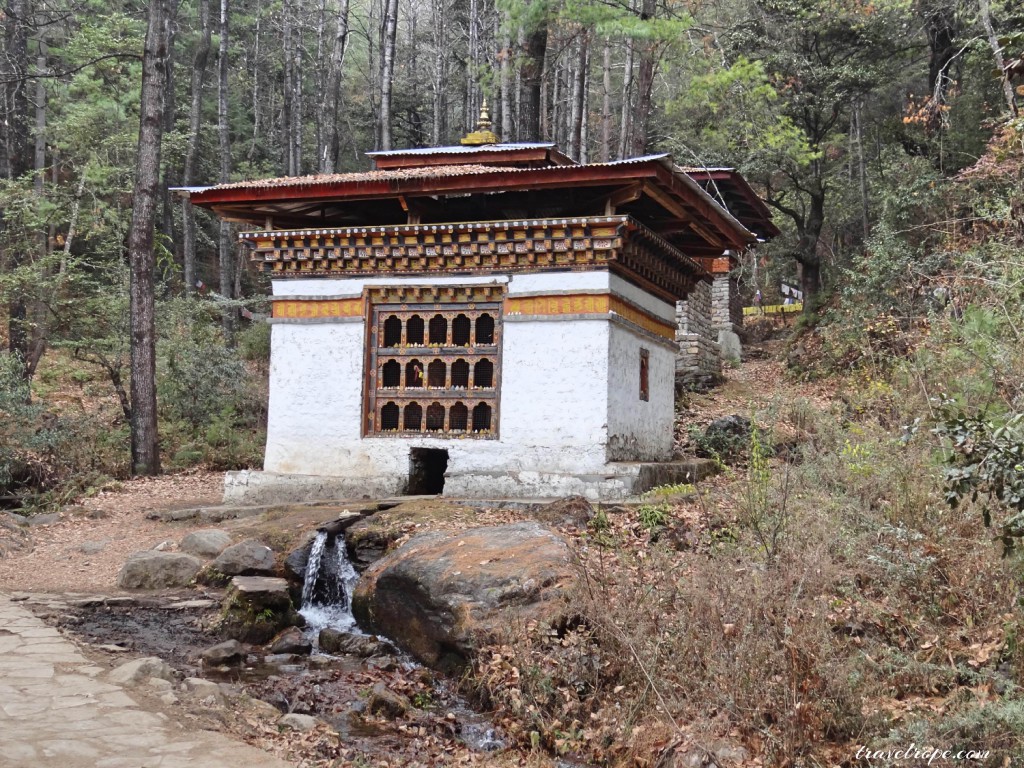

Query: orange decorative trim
left=504, top=293, right=676, bottom=341
left=272, top=298, right=363, bottom=319
left=365, top=284, right=505, bottom=306
left=505, top=293, right=611, bottom=316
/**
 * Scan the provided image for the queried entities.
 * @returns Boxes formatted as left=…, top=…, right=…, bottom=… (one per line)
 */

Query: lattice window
left=366, top=294, right=501, bottom=438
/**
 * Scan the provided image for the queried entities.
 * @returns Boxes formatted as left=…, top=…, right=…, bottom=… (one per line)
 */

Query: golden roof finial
left=460, top=98, right=500, bottom=146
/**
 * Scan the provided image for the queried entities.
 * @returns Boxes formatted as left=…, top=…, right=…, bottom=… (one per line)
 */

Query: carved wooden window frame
left=364, top=285, right=503, bottom=438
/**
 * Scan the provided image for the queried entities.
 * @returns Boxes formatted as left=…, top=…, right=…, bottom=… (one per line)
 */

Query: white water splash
left=299, top=530, right=361, bottom=636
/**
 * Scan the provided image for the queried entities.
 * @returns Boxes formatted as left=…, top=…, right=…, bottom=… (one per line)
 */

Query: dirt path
left=0, top=472, right=223, bottom=594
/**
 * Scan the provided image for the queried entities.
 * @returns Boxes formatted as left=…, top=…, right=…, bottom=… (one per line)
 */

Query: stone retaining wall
left=675, top=280, right=721, bottom=375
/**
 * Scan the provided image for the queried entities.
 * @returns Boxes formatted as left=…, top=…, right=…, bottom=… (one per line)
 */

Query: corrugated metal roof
left=366, top=143, right=555, bottom=157
left=206, top=154, right=678, bottom=193
left=209, top=164, right=506, bottom=190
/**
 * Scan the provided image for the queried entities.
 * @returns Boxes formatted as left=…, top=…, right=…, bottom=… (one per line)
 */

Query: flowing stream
left=298, top=529, right=361, bottom=636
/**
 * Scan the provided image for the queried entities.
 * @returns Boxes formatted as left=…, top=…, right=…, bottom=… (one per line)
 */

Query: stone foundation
left=711, top=275, right=743, bottom=334
left=222, top=461, right=719, bottom=505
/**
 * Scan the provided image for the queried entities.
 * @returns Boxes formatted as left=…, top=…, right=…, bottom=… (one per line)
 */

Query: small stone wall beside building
left=711, top=275, right=743, bottom=332
left=676, top=280, right=721, bottom=377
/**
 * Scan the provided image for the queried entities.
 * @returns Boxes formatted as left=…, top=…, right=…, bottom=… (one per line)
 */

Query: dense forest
left=0, top=0, right=1022, bottom=500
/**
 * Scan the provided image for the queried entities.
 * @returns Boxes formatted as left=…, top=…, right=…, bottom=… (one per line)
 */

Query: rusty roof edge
left=654, top=157, right=755, bottom=245
left=236, top=214, right=634, bottom=242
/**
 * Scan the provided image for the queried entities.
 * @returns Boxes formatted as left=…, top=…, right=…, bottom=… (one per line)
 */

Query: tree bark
left=519, top=24, right=547, bottom=142
left=319, top=0, right=350, bottom=172
left=500, top=28, right=512, bottom=141
left=377, top=0, right=398, bottom=149
left=182, top=0, right=211, bottom=297
left=630, top=0, right=657, bottom=156
left=600, top=38, right=611, bottom=162
left=128, top=0, right=170, bottom=476
left=4, top=0, right=30, bottom=373
left=431, top=0, right=446, bottom=144
left=218, top=0, right=234, bottom=339
left=617, top=33, right=634, bottom=159
left=978, top=0, right=1018, bottom=116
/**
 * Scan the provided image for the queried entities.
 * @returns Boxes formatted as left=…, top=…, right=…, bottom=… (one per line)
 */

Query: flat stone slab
left=0, top=593, right=292, bottom=767
left=230, top=576, right=289, bottom=594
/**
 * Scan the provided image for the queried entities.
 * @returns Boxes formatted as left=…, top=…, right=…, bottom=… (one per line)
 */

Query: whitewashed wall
left=255, top=269, right=677, bottom=498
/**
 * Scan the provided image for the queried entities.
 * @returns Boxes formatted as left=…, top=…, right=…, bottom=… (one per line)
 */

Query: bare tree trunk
left=430, top=0, right=446, bottom=144
left=160, top=0, right=179, bottom=242
left=618, top=33, right=634, bottom=159
left=631, top=0, right=657, bottom=156
left=248, top=0, right=262, bottom=161
left=568, top=33, right=588, bottom=160
left=579, top=42, right=589, bottom=163
left=520, top=23, right=547, bottom=142
left=291, top=0, right=304, bottom=172
left=182, top=0, right=211, bottom=297
left=978, top=0, right=1018, bottom=116
left=465, top=0, right=477, bottom=128
left=500, top=26, right=512, bottom=140
left=218, top=0, right=235, bottom=339
left=282, top=0, right=296, bottom=172
left=377, top=0, right=398, bottom=149
left=33, top=52, right=44, bottom=195
left=4, top=0, right=30, bottom=374
left=128, top=0, right=170, bottom=476
left=600, top=38, right=611, bottom=162
left=314, top=0, right=327, bottom=164
left=319, top=0, right=350, bottom=171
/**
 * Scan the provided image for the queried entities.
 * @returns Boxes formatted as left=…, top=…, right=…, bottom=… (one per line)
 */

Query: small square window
left=639, top=348, right=650, bottom=402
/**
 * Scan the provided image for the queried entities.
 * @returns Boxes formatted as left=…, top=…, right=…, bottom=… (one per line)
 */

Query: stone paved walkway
left=0, top=594, right=294, bottom=768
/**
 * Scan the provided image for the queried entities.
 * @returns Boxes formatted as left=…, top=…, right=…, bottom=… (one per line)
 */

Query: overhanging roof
left=184, top=154, right=758, bottom=257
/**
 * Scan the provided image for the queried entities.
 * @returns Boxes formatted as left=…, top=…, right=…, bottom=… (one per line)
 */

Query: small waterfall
left=299, top=529, right=361, bottom=637
left=301, top=530, right=329, bottom=606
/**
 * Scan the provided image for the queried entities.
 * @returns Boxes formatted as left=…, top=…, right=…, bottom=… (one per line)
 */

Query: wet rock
left=108, top=656, right=175, bottom=685
left=318, top=628, right=389, bottom=657
left=353, top=521, right=576, bottom=669
left=211, top=539, right=276, bottom=577
left=367, top=682, right=411, bottom=719
left=268, top=627, right=312, bottom=655
left=200, top=639, right=247, bottom=666
left=116, top=551, right=203, bottom=590
left=219, top=576, right=302, bottom=644
left=529, top=495, right=594, bottom=527
left=284, top=534, right=318, bottom=581
left=180, top=529, right=233, bottom=559
left=279, top=713, right=318, bottom=731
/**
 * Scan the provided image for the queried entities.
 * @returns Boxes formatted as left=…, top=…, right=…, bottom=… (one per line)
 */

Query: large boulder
left=116, top=551, right=203, bottom=589
left=211, top=539, right=276, bottom=576
left=352, top=521, right=575, bottom=669
left=180, top=528, right=233, bottom=559
left=220, top=576, right=303, bottom=644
